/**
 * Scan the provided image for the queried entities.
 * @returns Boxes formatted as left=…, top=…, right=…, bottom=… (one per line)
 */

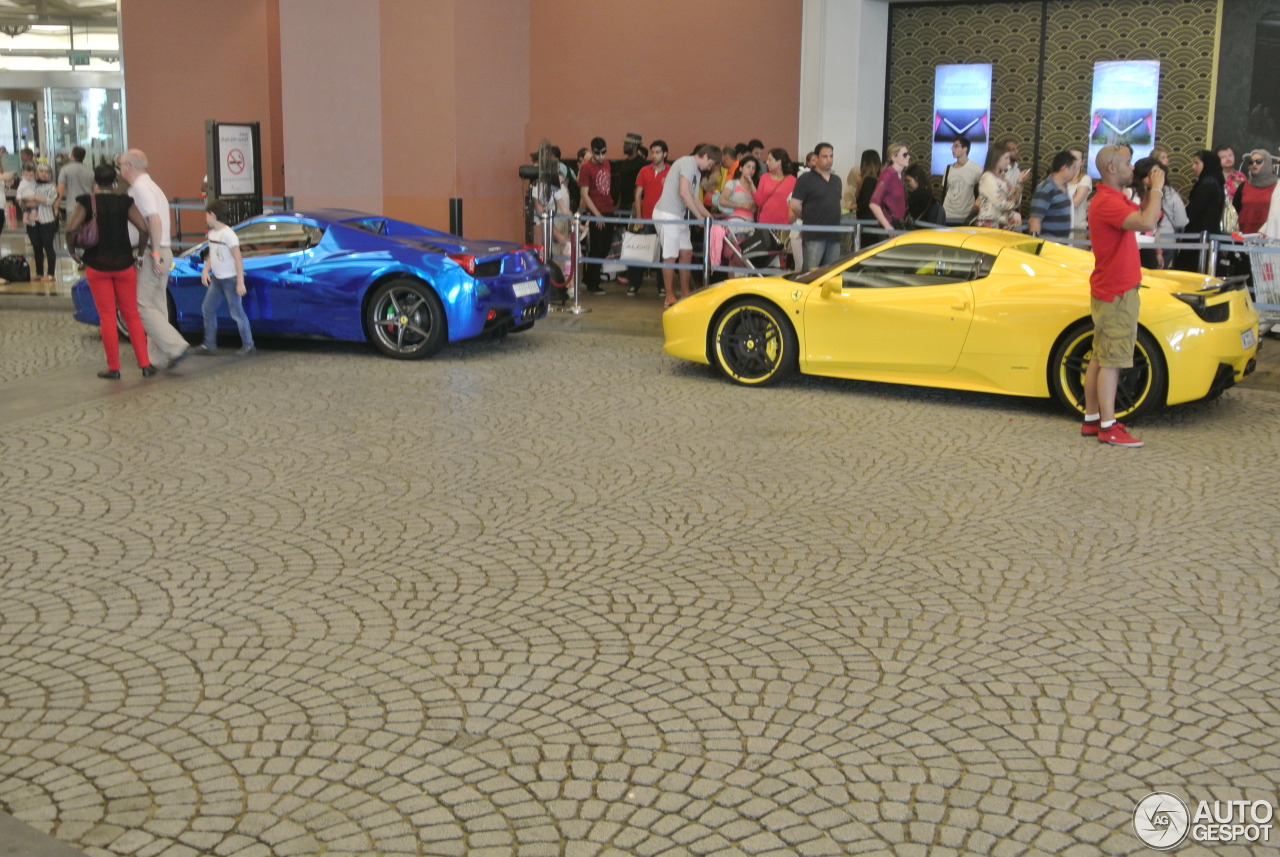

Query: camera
left=518, top=164, right=539, bottom=180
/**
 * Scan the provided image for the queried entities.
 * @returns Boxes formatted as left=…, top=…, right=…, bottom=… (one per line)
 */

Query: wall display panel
left=1041, top=0, right=1215, bottom=198
left=931, top=64, right=992, bottom=175
left=888, top=1, right=1042, bottom=180
left=1086, top=61, right=1160, bottom=178
left=890, top=0, right=1216, bottom=200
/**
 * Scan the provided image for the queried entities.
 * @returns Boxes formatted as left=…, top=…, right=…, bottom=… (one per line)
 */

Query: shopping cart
left=1243, top=234, right=1280, bottom=334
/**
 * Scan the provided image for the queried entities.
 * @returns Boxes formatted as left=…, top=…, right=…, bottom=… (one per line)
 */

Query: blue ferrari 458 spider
left=72, top=209, right=551, bottom=359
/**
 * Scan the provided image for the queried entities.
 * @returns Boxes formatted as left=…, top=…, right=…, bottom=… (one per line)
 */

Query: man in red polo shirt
left=628, top=140, right=670, bottom=296
left=1084, top=144, right=1164, bottom=447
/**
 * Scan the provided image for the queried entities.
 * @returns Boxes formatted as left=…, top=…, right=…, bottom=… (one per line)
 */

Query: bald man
left=1083, top=144, right=1163, bottom=448
left=118, top=149, right=190, bottom=369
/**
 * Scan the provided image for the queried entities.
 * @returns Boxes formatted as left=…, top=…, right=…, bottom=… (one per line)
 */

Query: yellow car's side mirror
left=820, top=278, right=841, bottom=298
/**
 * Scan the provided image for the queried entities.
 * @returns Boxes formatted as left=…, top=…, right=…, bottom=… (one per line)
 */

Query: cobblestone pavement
left=1, top=309, right=1279, bottom=857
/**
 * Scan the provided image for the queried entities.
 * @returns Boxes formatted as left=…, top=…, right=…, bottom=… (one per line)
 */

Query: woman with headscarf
left=1175, top=149, right=1225, bottom=272
left=1232, top=149, right=1278, bottom=235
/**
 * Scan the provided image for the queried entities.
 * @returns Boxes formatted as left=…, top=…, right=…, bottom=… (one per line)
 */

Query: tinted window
left=840, top=244, right=993, bottom=289
left=235, top=221, right=323, bottom=258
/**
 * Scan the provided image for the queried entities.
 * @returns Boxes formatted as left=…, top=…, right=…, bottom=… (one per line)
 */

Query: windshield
left=786, top=254, right=855, bottom=284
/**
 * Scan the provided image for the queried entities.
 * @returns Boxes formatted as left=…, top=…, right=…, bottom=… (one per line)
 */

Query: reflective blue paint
left=71, top=209, right=549, bottom=354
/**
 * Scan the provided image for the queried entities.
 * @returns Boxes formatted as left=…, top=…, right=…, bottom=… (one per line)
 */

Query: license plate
left=513, top=280, right=540, bottom=298
left=1242, top=328, right=1257, bottom=349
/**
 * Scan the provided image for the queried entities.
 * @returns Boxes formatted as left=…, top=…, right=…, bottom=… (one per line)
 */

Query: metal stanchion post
left=854, top=223, right=863, bottom=256
left=549, top=212, right=589, bottom=315
left=1207, top=238, right=1219, bottom=277
left=1199, top=231, right=1210, bottom=275
left=569, top=213, right=588, bottom=315
left=702, top=216, right=712, bottom=288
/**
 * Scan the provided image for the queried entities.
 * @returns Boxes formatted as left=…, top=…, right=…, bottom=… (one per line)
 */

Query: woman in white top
left=530, top=176, right=574, bottom=296
left=1065, top=147, right=1092, bottom=237
left=17, top=162, right=59, bottom=281
left=975, top=147, right=1022, bottom=230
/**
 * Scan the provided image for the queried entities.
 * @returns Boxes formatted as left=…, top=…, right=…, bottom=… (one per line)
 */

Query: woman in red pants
left=66, top=163, right=155, bottom=378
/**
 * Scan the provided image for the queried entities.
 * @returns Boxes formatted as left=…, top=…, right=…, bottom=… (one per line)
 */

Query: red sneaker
left=1080, top=419, right=1100, bottom=437
left=1097, top=422, right=1143, bottom=447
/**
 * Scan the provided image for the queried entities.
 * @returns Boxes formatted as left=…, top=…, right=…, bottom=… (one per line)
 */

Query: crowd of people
left=531, top=133, right=1280, bottom=302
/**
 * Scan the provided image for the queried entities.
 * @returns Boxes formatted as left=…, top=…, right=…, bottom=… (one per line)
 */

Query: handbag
left=620, top=230, right=659, bottom=263
left=74, top=194, right=99, bottom=250
left=1221, top=187, right=1239, bottom=234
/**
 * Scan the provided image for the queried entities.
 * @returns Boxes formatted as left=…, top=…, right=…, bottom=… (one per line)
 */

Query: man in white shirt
left=118, top=149, right=190, bottom=368
left=941, top=136, right=982, bottom=223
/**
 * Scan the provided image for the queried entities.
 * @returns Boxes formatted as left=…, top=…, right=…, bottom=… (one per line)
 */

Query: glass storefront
left=0, top=2, right=125, bottom=168
left=48, top=87, right=125, bottom=167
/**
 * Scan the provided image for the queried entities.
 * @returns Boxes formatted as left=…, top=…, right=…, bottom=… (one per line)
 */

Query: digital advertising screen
left=931, top=64, right=992, bottom=176
left=1087, top=60, right=1160, bottom=178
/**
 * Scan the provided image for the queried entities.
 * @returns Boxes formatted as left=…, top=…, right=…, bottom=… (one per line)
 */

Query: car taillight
left=447, top=253, right=476, bottom=274
left=1173, top=292, right=1230, bottom=323
left=524, top=243, right=545, bottom=262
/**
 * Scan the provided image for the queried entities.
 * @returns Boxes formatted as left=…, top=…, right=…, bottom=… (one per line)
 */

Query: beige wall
left=279, top=0, right=383, bottom=215
left=119, top=0, right=283, bottom=237
left=528, top=0, right=803, bottom=166
left=122, top=0, right=802, bottom=241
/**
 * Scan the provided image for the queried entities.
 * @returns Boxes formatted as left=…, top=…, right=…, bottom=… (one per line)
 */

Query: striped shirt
left=1029, top=176, right=1073, bottom=238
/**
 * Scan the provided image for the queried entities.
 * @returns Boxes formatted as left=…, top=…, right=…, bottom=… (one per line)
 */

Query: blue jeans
left=803, top=238, right=841, bottom=271
left=202, top=274, right=254, bottom=349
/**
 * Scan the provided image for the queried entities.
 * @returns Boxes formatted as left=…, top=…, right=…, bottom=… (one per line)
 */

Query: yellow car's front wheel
left=710, top=299, right=797, bottom=386
left=1049, top=323, right=1167, bottom=421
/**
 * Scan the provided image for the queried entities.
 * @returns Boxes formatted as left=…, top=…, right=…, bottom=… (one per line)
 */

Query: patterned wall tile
left=1043, top=0, right=1217, bottom=195
left=888, top=0, right=1217, bottom=199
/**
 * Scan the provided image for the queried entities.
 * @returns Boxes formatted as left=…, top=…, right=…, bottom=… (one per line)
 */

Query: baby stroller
left=713, top=222, right=789, bottom=280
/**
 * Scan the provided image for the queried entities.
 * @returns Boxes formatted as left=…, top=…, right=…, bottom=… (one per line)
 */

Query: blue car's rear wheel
left=710, top=299, right=797, bottom=386
left=1049, top=322, right=1167, bottom=421
left=116, top=294, right=178, bottom=342
left=366, top=278, right=447, bottom=359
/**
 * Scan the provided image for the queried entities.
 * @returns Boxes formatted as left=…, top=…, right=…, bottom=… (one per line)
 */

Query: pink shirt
left=753, top=173, right=795, bottom=226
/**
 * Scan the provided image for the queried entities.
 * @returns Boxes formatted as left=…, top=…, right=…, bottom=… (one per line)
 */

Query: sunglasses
left=593, top=149, right=607, bottom=155
left=1249, top=157, right=1267, bottom=165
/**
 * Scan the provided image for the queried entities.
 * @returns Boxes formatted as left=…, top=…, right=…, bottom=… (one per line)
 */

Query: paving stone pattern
left=1, top=311, right=1278, bottom=856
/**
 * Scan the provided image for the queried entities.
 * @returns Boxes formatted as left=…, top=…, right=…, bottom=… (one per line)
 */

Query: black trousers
left=26, top=220, right=56, bottom=277
left=583, top=221, right=614, bottom=288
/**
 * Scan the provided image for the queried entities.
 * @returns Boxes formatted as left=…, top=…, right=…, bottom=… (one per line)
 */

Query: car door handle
left=951, top=300, right=969, bottom=311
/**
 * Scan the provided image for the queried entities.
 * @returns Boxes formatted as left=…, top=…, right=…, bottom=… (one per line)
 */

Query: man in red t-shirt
left=578, top=136, right=614, bottom=295
left=627, top=140, right=670, bottom=296
left=1084, top=144, right=1164, bottom=447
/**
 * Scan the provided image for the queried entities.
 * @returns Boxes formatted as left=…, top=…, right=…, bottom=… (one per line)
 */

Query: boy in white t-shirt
left=191, top=200, right=255, bottom=356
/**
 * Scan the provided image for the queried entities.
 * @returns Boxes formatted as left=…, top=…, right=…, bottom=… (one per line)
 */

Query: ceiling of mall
left=0, top=0, right=118, bottom=32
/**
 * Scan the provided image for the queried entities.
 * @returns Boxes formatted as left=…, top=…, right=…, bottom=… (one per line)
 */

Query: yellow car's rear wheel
left=1050, top=323, right=1167, bottom=421
left=710, top=299, right=797, bottom=386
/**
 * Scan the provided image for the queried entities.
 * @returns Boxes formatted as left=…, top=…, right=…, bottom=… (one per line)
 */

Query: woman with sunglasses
left=1231, top=149, right=1278, bottom=235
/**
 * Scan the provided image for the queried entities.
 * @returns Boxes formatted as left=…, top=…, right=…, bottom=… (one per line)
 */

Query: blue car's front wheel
left=366, top=278, right=447, bottom=359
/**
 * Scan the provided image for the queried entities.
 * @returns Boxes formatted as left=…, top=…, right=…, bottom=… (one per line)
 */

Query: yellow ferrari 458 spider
left=662, top=228, right=1260, bottom=420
